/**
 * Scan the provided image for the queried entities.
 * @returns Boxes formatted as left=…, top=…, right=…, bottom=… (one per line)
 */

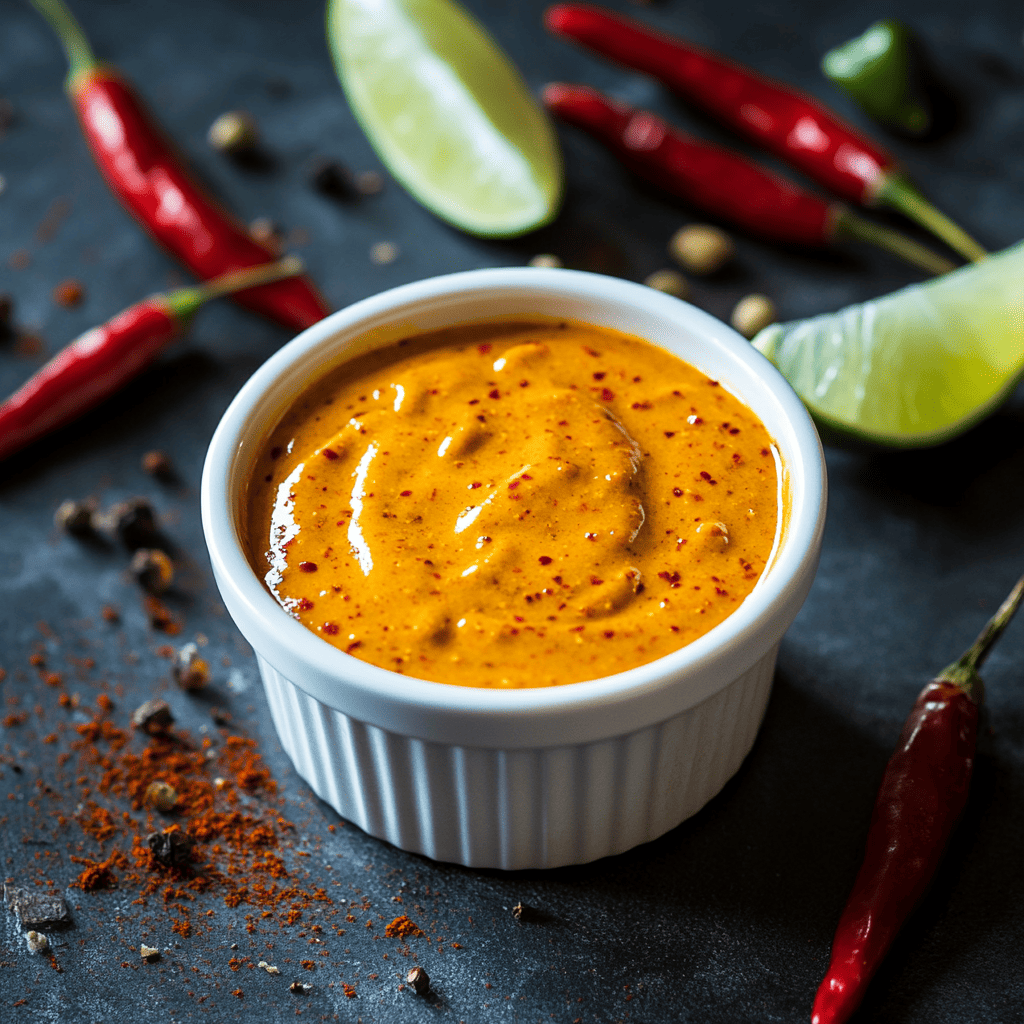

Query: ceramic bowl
left=201, top=268, right=826, bottom=870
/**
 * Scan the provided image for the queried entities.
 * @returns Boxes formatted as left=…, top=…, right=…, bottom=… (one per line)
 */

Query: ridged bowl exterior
left=258, top=646, right=777, bottom=870
left=202, top=268, right=826, bottom=872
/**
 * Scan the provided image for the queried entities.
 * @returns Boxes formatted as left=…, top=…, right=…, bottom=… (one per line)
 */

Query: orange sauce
left=245, top=318, right=779, bottom=688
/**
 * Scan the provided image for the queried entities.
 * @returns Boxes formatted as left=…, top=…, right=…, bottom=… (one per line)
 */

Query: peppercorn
left=644, top=268, right=690, bottom=299
left=730, top=293, right=777, bottom=339
left=141, top=449, right=173, bottom=480
left=310, top=158, right=355, bottom=199
left=131, top=698, right=175, bottom=735
left=174, top=643, right=210, bottom=691
left=144, top=780, right=178, bottom=813
left=130, top=548, right=174, bottom=595
left=207, top=110, right=260, bottom=155
left=669, top=224, right=734, bottom=275
left=54, top=498, right=95, bottom=537
left=147, top=829, right=196, bottom=867
left=406, top=966, right=430, bottom=995
left=528, top=253, right=563, bottom=268
left=140, top=944, right=160, bottom=962
left=53, top=278, right=85, bottom=307
left=101, top=498, right=158, bottom=550
left=25, top=931, right=49, bottom=954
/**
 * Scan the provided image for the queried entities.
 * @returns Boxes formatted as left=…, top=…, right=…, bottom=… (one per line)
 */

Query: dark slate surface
left=2, top=0, right=1024, bottom=1020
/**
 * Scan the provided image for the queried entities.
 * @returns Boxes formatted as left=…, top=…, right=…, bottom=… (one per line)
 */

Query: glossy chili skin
left=811, top=679, right=978, bottom=1024
left=0, top=299, right=180, bottom=463
left=544, top=84, right=834, bottom=246
left=69, top=67, right=330, bottom=333
left=545, top=3, right=894, bottom=205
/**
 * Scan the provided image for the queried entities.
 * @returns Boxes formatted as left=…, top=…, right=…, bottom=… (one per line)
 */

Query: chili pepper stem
left=161, top=256, right=306, bottom=323
left=937, top=571, right=1024, bottom=701
left=832, top=209, right=956, bottom=276
left=877, top=174, right=988, bottom=264
left=29, top=0, right=99, bottom=83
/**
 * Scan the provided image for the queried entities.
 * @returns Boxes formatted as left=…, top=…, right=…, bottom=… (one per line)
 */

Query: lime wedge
left=753, top=242, right=1024, bottom=447
left=327, top=0, right=563, bottom=237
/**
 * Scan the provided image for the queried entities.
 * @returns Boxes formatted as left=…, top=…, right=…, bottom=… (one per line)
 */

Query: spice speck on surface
left=54, top=498, right=95, bottom=536
left=644, top=268, right=690, bottom=299
left=174, top=642, right=210, bottom=691
left=311, top=158, right=354, bottom=198
left=140, top=944, right=160, bottom=962
left=370, top=241, right=399, bottom=265
left=130, top=548, right=175, bottom=595
left=144, top=780, right=179, bottom=813
left=147, top=828, right=196, bottom=867
left=101, top=498, right=158, bottom=550
left=406, top=965, right=430, bottom=995
left=528, top=253, right=563, bottom=268
left=289, top=981, right=308, bottom=994
left=131, top=698, right=175, bottom=734
left=207, top=110, right=259, bottom=154
left=25, top=930, right=49, bottom=954
left=141, top=449, right=174, bottom=479
left=730, top=293, right=777, bottom=339
left=53, top=278, right=85, bottom=307
left=669, top=224, right=734, bottom=275
left=355, top=170, right=385, bottom=196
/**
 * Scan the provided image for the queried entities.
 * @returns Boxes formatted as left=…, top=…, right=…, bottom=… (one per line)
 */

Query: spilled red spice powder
left=384, top=915, right=424, bottom=939
left=342, top=982, right=357, bottom=998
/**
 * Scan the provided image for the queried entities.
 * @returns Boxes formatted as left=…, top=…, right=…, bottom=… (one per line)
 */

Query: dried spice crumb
left=143, top=780, right=178, bottom=813
left=140, top=944, right=159, bottom=962
left=25, top=930, right=50, bottom=954
left=71, top=849, right=127, bottom=891
left=406, top=966, right=430, bottom=995
left=130, top=548, right=175, bottom=595
left=144, top=596, right=181, bottom=635
left=54, top=498, right=95, bottom=536
left=341, top=982, right=357, bottom=999
left=231, top=988, right=243, bottom=999
left=101, top=498, right=158, bottom=550
left=300, top=959, right=316, bottom=970
left=173, top=643, right=209, bottom=690
left=101, top=604, right=121, bottom=623
left=385, top=915, right=424, bottom=939
left=289, top=981, right=308, bottom=995
left=132, top=699, right=174, bottom=735
left=53, top=279, right=85, bottom=307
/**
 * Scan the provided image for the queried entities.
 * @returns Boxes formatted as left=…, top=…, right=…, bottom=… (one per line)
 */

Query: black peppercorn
left=102, top=498, right=158, bottom=550
left=174, top=643, right=210, bottom=691
left=311, top=158, right=355, bottom=199
left=130, top=548, right=174, bottom=594
left=147, top=829, right=195, bottom=867
left=54, top=498, right=96, bottom=537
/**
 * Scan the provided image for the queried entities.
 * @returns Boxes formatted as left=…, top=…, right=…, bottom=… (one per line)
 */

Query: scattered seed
left=355, top=170, right=384, bottom=196
left=141, top=450, right=173, bottom=479
left=147, top=829, right=195, bottom=867
left=266, top=965, right=280, bottom=975
left=643, top=268, right=690, bottom=299
left=730, top=293, right=777, bottom=339
left=140, top=944, right=160, bottom=962
left=53, top=279, right=85, bottom=307
left=290, top=981, right=308, bottom=995
left=406, top=966, right=430, bottom=996
left=669, top=224, right=734, bottom=275
left=132, top=698, right=175, bottom=735
left=100, top=498, right=158, bottom=550
left=310, top=158, right=354, bottom=198
left=174, top=643, right=210, bottom=691
left=130, top=548, right=174, bottom=595
left=370, top=241, right=399, bottom=265
left=144, top=780, right=178, bottom=813
left=26, top=930, right=49, bottom=954
left=528, top=253, right=563, bottom=269
left=54, top=498, right=95, bottom=536
left=207, top=110, right=259, bottom=155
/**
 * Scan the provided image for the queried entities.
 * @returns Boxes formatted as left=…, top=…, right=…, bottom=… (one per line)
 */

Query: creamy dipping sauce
left=245, top=318, right=780, bottom=688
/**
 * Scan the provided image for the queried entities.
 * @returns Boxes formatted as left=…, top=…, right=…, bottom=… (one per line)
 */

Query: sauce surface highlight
left=246, top=318, right=780, bottom=687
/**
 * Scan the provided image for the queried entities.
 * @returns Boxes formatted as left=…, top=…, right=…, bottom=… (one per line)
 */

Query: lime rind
left=754, top=242, right=1024, bottom=447
left=327, top=0, right=564, bottom=238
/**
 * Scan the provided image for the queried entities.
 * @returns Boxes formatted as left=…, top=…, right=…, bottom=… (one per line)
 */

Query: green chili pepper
left=822, top=20, right=930, bottom=137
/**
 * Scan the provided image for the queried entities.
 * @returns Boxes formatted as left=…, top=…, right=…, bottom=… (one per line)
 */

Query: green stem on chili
left=811, top=570, right=1024, bottom=1024
left=30, top=0, right=97, bottom=83
left=545, top=4, right=987, bottom=264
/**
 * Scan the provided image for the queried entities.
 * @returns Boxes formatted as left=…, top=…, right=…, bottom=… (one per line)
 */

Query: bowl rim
left=201, top=267, right=826, bottom=747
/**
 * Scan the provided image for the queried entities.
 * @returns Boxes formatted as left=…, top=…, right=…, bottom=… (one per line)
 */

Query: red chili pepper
left=0, top=258, right=303, bottom=463
left=30, top=0, right=331, bottom=334
left=811, top=573, right=1024, bottom=1024
left=544, top=3, right=986, bottom=263
left=544, top=84, right=953, bottom=276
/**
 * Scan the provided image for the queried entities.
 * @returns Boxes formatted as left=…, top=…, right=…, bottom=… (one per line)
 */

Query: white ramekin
left=201, top=268, right=826, bottom=870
